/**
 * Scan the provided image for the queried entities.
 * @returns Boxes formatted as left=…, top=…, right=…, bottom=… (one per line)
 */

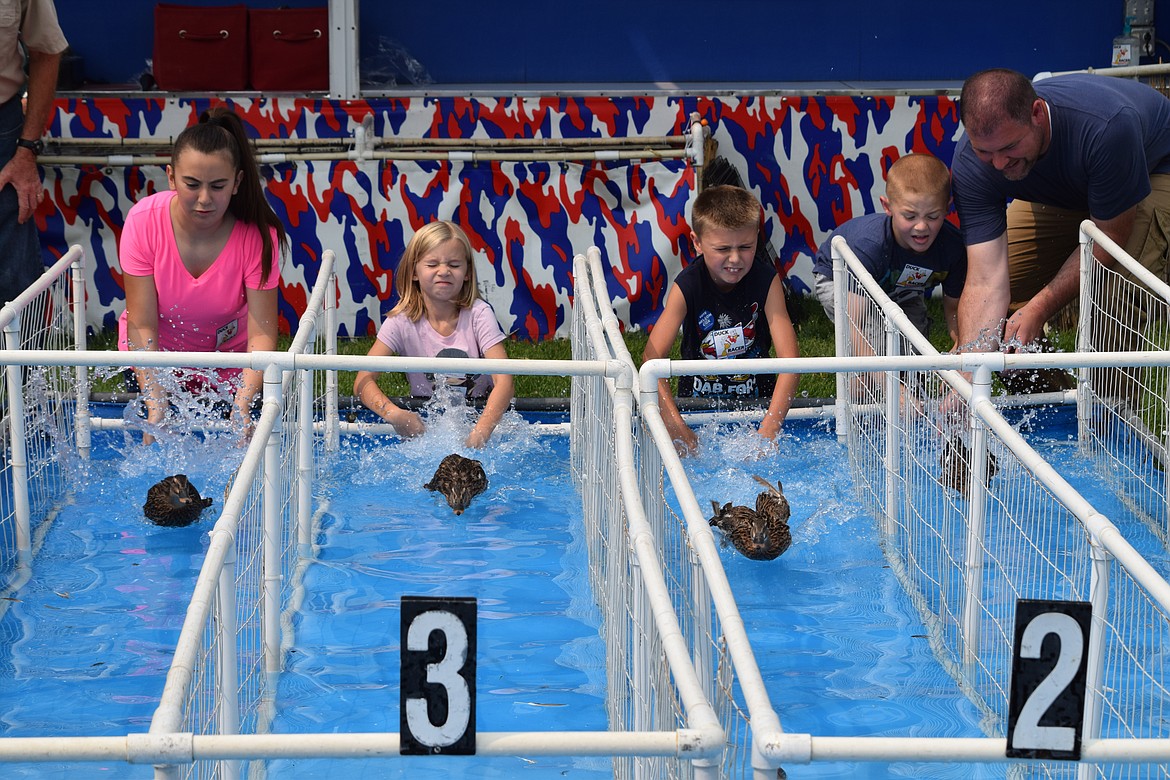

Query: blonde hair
left=389, top=221, right=480, bottom=321
left=691, top=185, right=761, bottom=238
left=884, top=153, right=951, bottom=207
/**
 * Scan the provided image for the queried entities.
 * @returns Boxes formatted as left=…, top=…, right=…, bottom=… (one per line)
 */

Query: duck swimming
left=938, top=436, right=999, bottom=498
left=425, top=453, right=488, bottom=515
left=708, top=475, right=792, bottom=561
left=144, top=474, right=213, bottom=527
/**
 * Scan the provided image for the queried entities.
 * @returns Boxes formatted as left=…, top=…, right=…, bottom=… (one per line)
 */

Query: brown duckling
left=938, top=436, right=999, bottom=498
left=425, top=453, right=488, bottom=515
left=144, top=474, right=213, bottom=527
left=708, top=475, right=792, bottom=561
left=749, top=475, right=792, bottom=560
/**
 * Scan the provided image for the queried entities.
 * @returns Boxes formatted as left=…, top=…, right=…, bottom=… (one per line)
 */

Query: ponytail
left=171, top=107, right=288, bottom=285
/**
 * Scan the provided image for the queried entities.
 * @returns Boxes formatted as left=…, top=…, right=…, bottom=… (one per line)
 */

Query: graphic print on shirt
left=691, top=302, right=762, bottom=397
left=425, top=347, right=480, bottom=397
left=894, top=263, right=934, bottom=289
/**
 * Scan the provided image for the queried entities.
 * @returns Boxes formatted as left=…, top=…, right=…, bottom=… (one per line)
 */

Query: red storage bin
left=248, top=6, right=329, bottom=92
left=153, top=3, right=249, bottom=91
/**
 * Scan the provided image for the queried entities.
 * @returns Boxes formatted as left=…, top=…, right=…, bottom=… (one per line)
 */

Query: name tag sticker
left=894, top=263, right=932, bottom=289
left=710, top=325, right=746, bottom=358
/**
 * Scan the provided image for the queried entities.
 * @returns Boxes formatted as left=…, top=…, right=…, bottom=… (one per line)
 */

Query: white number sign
left=400, top=596, right=477, bottom=755
left=1006, top=599, right=1092, bottom=760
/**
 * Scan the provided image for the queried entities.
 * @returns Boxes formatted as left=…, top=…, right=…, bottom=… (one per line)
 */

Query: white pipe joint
left=676, top=726, right=726, bottom=757
left=258, top=153, right=288, bottom=165
left=962, top=352, right=1005, bottom=373
left=125, top=732, right=193, bottom=764
left=758, top=731, right=813, bottom=764
left=107, top=155, right=135, bottom=167
left=686, top=112, right=706, bottom=166
left=448, top=150, right=475, bottom=162
left=608, top=358, right=634, bottom=389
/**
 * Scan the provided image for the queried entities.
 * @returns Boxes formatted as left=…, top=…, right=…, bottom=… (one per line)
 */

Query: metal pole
left=961, top=365, right=994, bottom=678
left=71, top=251, right=90, bottom=460
left=883, top=317, right=901, bottom=538
left=327, top=0, right=359, bottom=100
left=262, top=364, right=284, bottom=679
left=216, top=535, right=241, bottom=780
left=4, top=314, right=30, bottom=565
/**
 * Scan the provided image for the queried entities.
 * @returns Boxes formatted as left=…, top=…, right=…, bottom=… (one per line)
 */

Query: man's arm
left=1002, top=206, right=1135, bottom=347
left=0, top=48, right=61, bottom=223
left=956, top=234, right=1012, bottom=352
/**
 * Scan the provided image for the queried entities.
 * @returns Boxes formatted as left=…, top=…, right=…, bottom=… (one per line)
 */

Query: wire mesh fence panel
left=571, top=260, right=700, bottom=780
left=834, top=233, right=1170, bottom=777
left=0, top=255, right=80, bottom=594
left=1077, top=232, right=1169, bottom=546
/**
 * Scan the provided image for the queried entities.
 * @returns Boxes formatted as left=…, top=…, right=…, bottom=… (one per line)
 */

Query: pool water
left=266, top=412, right=609, bottom=779
left=0, top=402, right=1131, bottom=778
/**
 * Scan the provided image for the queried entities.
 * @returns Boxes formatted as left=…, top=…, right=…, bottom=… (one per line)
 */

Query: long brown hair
left=171, top=107, right=287, bottom=285
left=389, top=221, right=480, bottom=321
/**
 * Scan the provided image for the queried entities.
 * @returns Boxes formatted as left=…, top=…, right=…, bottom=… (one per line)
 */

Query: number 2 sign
left=400, top=596, right=477, bottom=755
left=1006, top=599, right=1093, bottom=760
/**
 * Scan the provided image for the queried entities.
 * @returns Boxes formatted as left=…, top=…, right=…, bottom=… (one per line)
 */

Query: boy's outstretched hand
left=672, top=426, right=699, bottom=458
left=757, top=411, right=782, bottom=442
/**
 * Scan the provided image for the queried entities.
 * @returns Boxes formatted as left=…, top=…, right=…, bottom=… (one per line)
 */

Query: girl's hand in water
left=230, top=405, right=256, bottom=447
left=391, top=408, right=426, bottom=438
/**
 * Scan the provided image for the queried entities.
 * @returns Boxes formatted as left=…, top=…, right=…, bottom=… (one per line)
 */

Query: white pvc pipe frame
left=0, top=244, right=86, bottom=567
left=0, top=344, right=726, bottom=771
left=827, top=236, right=999, bottom=681
left=4, top=243, right=1170, bottom=769
left=638, top=349, right=1170, bottom=769
left=575, top=249, right=724, bottom=777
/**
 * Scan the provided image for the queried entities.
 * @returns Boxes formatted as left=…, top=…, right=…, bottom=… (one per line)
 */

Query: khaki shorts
left=1007, top=173, right=1170, bottom=310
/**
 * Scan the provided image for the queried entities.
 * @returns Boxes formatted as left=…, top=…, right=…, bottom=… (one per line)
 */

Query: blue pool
left=0, top=402, right=1119, bottom=778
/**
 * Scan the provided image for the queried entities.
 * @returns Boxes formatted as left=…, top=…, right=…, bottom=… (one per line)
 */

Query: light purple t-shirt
left=376, top=298, right=506, bottom=398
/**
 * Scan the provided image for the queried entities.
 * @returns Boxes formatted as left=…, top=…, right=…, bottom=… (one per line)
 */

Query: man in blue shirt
left=952, top=68, right=1170, bottom=354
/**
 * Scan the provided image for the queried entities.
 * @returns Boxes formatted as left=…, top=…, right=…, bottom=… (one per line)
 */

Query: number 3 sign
left=400, top=596, right=477, bottom=755
left=1006, top=599, right=1093, bottom=760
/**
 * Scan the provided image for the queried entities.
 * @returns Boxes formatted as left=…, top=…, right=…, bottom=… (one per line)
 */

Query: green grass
left=83, top=297, right=979, bottom=400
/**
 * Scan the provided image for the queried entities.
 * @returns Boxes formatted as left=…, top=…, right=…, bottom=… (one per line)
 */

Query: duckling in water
left=938, top=436, right=999, bottom=498
left=425, top=454, right=488, bottom=515
left=144, top=474, right=213, bottom=527
left=708, top=475, right=792, bottom=561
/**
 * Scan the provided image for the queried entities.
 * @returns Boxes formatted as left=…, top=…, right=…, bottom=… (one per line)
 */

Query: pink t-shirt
left=117, top=190, right=280, bottom=355
left=376, top=298, right=506, bottom=398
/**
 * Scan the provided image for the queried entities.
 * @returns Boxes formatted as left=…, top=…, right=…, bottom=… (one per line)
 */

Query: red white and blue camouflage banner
left=35, top=94, right=960, bottom=340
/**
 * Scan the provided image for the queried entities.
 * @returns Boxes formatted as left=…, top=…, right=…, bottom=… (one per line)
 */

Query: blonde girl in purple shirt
left=354, top=221, right=514, bottom=447
left=119, top=107, right=288, bottom=443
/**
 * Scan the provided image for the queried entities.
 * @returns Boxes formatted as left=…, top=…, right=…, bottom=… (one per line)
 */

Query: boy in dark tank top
left=643, top=185, right=800, bottom=456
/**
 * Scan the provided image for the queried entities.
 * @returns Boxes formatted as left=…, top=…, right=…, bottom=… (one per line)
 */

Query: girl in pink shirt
left=354, top=221, right=514, bottom=448
left=119, top=107, right=287, bottom=443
